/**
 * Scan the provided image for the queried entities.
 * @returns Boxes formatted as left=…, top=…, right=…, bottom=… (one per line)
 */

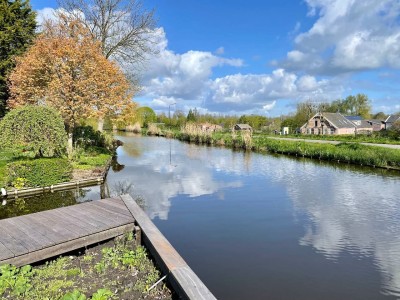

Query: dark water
left=2, top=134, right=400, bottom=300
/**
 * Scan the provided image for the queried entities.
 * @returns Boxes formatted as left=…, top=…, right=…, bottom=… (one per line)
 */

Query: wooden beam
left=120, top=194, right=216, bottom=300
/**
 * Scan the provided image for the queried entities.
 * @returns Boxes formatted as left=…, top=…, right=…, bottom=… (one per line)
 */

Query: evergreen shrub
left=7, top=158, right=72, bottom=187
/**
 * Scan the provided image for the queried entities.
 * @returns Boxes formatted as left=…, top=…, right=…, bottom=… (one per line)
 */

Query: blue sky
left=31, top=0, right=400, bottom=116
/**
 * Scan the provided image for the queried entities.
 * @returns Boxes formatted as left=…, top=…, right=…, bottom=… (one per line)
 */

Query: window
left=315, top=120, right=318, bottom=127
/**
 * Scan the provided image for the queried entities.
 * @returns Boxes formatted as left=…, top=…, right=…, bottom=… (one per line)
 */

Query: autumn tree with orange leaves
left=7, top=16, right=132, bottom=155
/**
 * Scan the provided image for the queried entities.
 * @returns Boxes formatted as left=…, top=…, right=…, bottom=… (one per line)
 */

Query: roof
left=356, top=120, right=373, bottom=129
left=322, top=113, right=356, bottom=129
left=368, top=119, right=384, bottom=123
left=345, top=115, right=363, bottom=121
left=385, top=115, right=400, bottom=123
left=235, top=124, right=252, bottom=129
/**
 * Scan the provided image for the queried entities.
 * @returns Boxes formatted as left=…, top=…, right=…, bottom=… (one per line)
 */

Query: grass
left=0, top=234, right=172, bottom=300
left=254, top=137, right=400, bottom=169
left=264, top=133, right=400, bottom=145
left=165, top=129, right=400, bottom=169
left=0, top=146, right=112, bottom=188
left=0, top=150, right=21, bottom=187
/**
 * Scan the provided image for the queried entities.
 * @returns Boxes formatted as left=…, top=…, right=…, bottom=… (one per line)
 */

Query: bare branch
left=57, top=0, right=156, bottom=67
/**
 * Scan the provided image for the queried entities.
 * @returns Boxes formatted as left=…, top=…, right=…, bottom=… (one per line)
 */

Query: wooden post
left=134, top=226, right=141, bottom=245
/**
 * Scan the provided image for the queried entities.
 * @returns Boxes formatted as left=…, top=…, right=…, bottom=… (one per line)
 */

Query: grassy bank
left=0, top=234, right=172, bottom=300
left=264, top=133, right=400, bottom=145
left=0, top=146, right=112, bottom=189
left=161, top=127, right=400, bottom=169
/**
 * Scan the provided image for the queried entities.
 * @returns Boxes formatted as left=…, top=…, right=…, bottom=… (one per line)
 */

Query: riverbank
left=266, top=133, right=400, bottom=145
left=0, top=146, right=112, bottom=191
left=158, top=128, right=400, bottom=170
left=0, top=234, right=173, bottom=300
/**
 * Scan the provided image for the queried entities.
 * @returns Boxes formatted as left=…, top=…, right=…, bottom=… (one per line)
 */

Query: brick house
left=300, top=112, right=358, bottom=135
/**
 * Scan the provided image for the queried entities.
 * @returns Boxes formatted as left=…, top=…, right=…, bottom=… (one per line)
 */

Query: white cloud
left=205, top=70, right=343, bottom=112
left=282, top=0, right=400, bottom=74
left=215, top=47, right=225, bottom=55
left=36, top=7, right=58, bottom=25
left=263, top=101, right=276, bottom=111
left=141, top=28, right=243, bottom=103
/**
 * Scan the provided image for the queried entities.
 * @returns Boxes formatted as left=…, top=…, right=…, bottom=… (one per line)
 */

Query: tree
left=323, top=94, right=372, bottom=118
left=136, top=106, right=156, bottom=127
left=58, top=0, right=156, bottom=65
left=7, top=18, right=132, bottom=155
left=372, top=112, right=387, bottom=120
left=0, top=0, right=36, bottom=117
left=55, top=0, right=153, bottom=131
left=187, top=109, right=196, bottom=122
left=0, top=105, right=67, bottom=157
left=114, top=101, right=139, bottom=128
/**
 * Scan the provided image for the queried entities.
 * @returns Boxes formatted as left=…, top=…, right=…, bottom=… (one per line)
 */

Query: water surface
left=106, top=135, right=400, bottom=300
left=2, top=134, right=400, bottom=300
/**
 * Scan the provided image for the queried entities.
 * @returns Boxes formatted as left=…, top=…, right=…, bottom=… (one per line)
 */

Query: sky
left=31, top=0, right=400, bottom=117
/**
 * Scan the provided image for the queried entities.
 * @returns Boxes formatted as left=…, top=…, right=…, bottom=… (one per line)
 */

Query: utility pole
left=168, top=103, right=176, bottom=128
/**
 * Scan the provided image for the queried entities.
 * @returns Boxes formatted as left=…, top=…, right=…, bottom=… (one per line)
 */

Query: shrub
left=0, top=105, right=67, bottom=157
left=73, top=126, right=116, bottom=152
left=7, top=158, right=72, bottom=187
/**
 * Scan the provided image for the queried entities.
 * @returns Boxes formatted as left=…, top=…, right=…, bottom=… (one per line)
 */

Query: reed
left=146, top=123, right=162, bottom=136
left=125, top=122, right=141, bottom=133
left=171, top=129, right=400, bottom=169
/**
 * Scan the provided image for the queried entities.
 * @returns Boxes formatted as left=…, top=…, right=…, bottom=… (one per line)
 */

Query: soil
left=1, top=235, right=176, bottom=300
left=58, top=238, right=175, bottom=300
left=72, top=167, right=104, bottom=181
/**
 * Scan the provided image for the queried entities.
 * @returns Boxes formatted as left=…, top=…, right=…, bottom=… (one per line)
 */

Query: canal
left=2, top=134, right=400, bottom=299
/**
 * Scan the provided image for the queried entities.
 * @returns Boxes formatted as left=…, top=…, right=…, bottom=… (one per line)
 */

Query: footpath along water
left=2, top=133, right=400, bottom=300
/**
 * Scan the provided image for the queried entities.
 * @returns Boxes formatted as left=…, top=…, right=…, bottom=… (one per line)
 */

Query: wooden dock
left=0, top=197, right=134, bottom=267
left=0, top=194, right=216, bottom=300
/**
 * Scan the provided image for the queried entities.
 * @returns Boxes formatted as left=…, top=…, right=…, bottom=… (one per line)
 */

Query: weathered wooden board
left=0, top=197, right=135, bottom=267
left=2, top=223, right=134, bottom=267
left=121, top=194, right=216, bottom=300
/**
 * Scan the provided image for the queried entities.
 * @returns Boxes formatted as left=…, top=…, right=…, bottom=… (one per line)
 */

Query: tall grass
left=275, top=133, right=400, bottom=145
left=254, top=137, right=400, bottom=169
left=146, top=123, right=162, bottom=136
left=125, top=122, right=141, bottom=133
left=169, top=128, right=400, bottom=169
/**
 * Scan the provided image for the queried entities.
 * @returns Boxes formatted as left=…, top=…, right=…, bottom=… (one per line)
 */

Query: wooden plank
left=50, top=209, right=102, bottom=234
left=0, top=226, right=29, bottom=256
left=88, top=201, right=134, bottom=222
left=171, top=266, right=217, bottom=300
left=91, top=199, right=133, bottom=218
left=40, top=211, right=93, bottom=237
left=0, top=240, right=16, bottom=260
left=23, top=213, right=77, bottom=242
left=74, top=203, right=134, bottom=226
left=6, top=217, right=55, bottom=248
left=1, top=223, right=135, bottom=267
left=120, top=194, right=216, bottom=300
left=1, top=219, right=44, bottom=252
left=62, top=205, right=115, bottom=229
left=121, top=194, right=187, bottom=271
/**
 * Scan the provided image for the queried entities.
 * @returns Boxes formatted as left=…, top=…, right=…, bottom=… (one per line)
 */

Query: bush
left=73, top=126, right=116, bottom=152
left=0, top=105, right=67, bottom=157
left=7, top=158, right=72, bottom=187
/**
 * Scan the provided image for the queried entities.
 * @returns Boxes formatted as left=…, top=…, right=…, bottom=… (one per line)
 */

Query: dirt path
left=264, top=137, right=400, bottom=149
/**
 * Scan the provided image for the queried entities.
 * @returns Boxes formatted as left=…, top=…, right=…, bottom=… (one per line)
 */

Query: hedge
left=7, top=158, right=72, bottom=188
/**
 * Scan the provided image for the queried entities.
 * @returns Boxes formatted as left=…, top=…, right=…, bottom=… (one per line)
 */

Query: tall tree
left=56, top=0, right=154, bottom=130
left=7, top=17, right=132, bottom=155
left=0, top=0, right=36, bottom=117
left=57, top=0, right=156, bottom=65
